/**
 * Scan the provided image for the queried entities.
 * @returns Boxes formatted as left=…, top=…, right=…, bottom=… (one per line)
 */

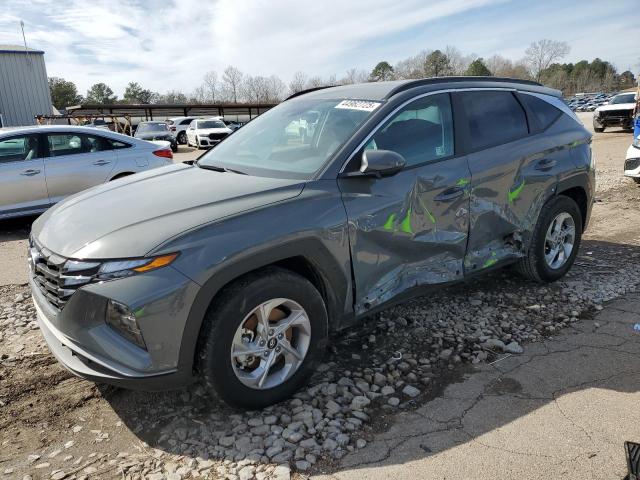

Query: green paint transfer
left=508, top=179, right=525, bottom=203
left=483, top=251, right=498, bottom=268
left=456, top=178, right=470, bottom=187
left=383, top=213, right=396, bottom=231
left=400, top=209, right=413, bottom=234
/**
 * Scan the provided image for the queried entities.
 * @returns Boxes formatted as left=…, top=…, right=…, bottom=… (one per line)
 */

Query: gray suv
left=29, top=78, right=594, bottom=408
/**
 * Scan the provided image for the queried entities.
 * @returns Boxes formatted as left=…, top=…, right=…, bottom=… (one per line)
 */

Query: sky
left=0, top=0, right=638, bottom=97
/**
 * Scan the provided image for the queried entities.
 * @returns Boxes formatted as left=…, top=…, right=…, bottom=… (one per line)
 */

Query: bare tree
left=202, top=71, right=218, bottom=103
left=524, top=39, right=570, bottom=82
left=221, top=66, right=244, bottom=103
left=191, top=85, right=207, bottom=104
left=306, top=76, right=325, bottom=88
left=289, top=71, right=308, bottom=94
left=445, top=45, right=476, bottom=76
left=266, top=75, right=286, bottom=102
left=340, top=68, right=369, bottom=84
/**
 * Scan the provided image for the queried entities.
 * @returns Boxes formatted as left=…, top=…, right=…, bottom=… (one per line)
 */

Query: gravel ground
left=1, top=118, right=639, bottom=480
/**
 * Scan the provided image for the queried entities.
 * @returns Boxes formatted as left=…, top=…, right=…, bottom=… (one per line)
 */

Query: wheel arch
left=177, top=240, right=352, bottom=377
left=556, top=184, right=589, bottom=232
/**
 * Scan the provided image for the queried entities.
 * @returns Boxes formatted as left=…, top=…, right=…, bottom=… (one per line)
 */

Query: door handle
left=93, top=160, right=111, bottom=166
left=20, top=169, right=41, bottom=176
left=434, top=186, right=465, bottom=202
left=535, top=158, right=556, bottom=171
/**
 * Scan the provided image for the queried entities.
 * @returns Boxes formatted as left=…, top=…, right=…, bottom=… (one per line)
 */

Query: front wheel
left=177, top=131, right=187, bottom=144
left=197, top=268, right=328, bottom=408
left=516, top=196, right=582, bottom=283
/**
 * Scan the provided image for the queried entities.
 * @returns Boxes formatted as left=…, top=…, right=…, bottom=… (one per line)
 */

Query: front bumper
left=624, top=145, right=640, bottom=178
left=30, top=264, right=200, bottom=390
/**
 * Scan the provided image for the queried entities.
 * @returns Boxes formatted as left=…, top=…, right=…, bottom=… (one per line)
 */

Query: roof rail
left=386, top=76, right=543, bottom=98
left=285, top=86, right=335, bottom=101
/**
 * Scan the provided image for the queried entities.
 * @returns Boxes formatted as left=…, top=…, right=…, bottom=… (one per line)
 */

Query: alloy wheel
left=230, top=298, right=311, bottom=390
left=544, top=212, right=576, bottom=269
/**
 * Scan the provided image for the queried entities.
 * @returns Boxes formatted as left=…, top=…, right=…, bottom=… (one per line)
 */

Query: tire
left=171, top=144, right=178, bottom=153
left=594, top=126, right=604, bottom=133
left=177, top=131, right=187, bottom=145
left=516, top=196, right=582, bottom=283
left=197, top=267, right=328, bottom=408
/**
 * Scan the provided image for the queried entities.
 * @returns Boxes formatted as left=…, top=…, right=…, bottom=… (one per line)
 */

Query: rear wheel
left=177, top=131, right=187, bottom=144
left=198, top=268, right=328, bottom=408
left=516, top=196, right=582, bottom=283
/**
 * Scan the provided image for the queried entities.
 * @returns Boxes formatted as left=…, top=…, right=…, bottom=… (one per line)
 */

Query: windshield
left=137, top=123, right=168, bottom=133
left=610, top=94, right=636, bottom=104
left=198, top=98, right=381, bottom=179
left=198, top=120, right=227, bottom=129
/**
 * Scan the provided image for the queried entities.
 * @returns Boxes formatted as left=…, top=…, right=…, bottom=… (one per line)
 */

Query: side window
left=519, top=94, right=562, bottom=132
left=48, top=133, right=109, bottom=157
left=180, top=119, right=192, bottom=126
left=0, top=135, right=40, bottom=162
left=107, top=138, right=131, bottom=149
left=365, top=93, right=454, bottom=167
left=460, top=91, right=528, bottom=150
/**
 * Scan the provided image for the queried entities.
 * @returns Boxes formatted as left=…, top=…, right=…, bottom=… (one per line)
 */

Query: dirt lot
left=1, top=114, right=639, bottom=480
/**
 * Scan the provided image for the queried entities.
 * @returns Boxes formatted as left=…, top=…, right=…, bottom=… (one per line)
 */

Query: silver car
left=0, top=125, right=174, bottom=219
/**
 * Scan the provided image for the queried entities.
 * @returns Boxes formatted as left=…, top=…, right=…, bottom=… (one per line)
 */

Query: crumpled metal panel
left=339, top=156, right=471, bottom=315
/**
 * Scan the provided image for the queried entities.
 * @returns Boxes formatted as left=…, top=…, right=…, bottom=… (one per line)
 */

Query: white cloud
left=0, top=0, right=638, bottom=98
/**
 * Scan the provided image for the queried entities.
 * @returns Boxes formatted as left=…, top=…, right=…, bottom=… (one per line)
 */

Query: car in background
left=134, top=121, right=178, bottom=153
left=624, top=133, right=640, bottom=184
left=28, top=77, right=593, bottom=408
left=593, top=92, right=637, bottom=132
left=0, top=125, right=173, bottom=220
left=166, top=117, right=196, bottom=145
left=80, top=118, right=110, bottom=130
left=186, top=117, right=233, bottom=149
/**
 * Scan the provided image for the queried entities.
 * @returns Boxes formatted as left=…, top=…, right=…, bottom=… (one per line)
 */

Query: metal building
left=0, top=45, right=52, bottom=127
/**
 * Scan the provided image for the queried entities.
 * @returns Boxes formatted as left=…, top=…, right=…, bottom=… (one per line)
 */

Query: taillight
left=153, top=149, right=173, bottom=160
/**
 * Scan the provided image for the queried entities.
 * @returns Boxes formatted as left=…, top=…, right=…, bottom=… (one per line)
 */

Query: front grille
left=208, top=132, right=228, bottom=141
left=625, top=158, right=640, bottom=171
left=29, top=242, right=100, bottom=310
left=600, top=109, right=632, bottom=120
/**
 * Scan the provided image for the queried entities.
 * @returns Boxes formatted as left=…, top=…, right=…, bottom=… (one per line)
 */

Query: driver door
left=337, top=93, right=471, bottom=315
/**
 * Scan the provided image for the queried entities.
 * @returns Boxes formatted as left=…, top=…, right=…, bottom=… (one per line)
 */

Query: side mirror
left=358, top=150, right=405, bottom=177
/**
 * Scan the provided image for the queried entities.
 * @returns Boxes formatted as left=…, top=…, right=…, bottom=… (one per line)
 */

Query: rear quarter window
left=459, top=91, right=528, bottom=151
left=519, top=94, right=562, bottom=132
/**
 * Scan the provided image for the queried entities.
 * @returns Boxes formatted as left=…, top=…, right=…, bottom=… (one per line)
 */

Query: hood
left=196, top=128, right=232, bottom=135
left=595, top=103, right=635, bottom=112
left=32, top=163, right=304, bottom=259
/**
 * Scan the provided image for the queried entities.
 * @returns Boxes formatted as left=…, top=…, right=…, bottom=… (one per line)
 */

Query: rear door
left=455, top=90, right=565, bottom=273
left=0, top=133, right=49, bottom=216
left=44, top=132, right=117, bottom=203
left=338, top=93, right=471, bottom=315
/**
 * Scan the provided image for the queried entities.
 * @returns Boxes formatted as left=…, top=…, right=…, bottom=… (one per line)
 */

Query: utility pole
left=20, top=20, right=31, bottom=66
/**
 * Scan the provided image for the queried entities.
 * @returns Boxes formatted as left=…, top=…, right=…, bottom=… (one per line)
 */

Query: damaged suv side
left=29, top=78, right=594, bottom=408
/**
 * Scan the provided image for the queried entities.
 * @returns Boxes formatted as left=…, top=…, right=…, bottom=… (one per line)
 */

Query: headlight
left=97, top=253, right=179, bottom=280
left=106, top=300, right=146, bottom=349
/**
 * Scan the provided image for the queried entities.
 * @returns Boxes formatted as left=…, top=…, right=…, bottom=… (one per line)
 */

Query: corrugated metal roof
left=0, top=44, right=45, bottom=54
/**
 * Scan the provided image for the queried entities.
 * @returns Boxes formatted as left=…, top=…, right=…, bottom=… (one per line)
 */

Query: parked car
left=222, top=119, right=244, bottom=131
left=29, top=78, right=594, bottom=408
left=593, top=92, right=637, bottom=132
left=624, top=133, right=640, bottom=184
left=186, top=118, right=233, bottom=149
left=166, top=117, right=196, bottom=144
left=134, top=121, right=178, bottom=153
left=0, top=125, right=173, bottom=220
left=80, top=118, right=110, bottom=130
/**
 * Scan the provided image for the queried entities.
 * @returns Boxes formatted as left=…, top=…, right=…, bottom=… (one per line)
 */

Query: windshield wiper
left=197, top=163, right=248, bottom=175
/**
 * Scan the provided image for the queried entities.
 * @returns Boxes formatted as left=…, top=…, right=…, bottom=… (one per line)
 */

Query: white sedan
left=186, top=118, right=233, bottom=149
left=0, top=125, right=174, bottom=220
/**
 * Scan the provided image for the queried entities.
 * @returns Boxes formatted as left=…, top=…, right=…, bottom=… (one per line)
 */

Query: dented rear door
left=337, top=93, right=471, bottom=315
left=455, top=90, right=563, bottom=273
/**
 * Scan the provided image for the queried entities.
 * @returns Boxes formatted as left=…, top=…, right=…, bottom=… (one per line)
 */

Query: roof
left=0, top=125, right=132, bottom=138
left=293, top=77, right=558, bottom=101
left=0, top=44, right=45, bottom=54
left=66, top=102, right=275, bottom=111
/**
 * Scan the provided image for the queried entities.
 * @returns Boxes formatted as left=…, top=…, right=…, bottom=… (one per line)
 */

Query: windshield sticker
left=335, top=100, right=381, bottom=112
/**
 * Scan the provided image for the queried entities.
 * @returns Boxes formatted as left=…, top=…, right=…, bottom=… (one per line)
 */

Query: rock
left=482, top=338, right=506, bottom=351
left=356, top=439, right=367, bottom=448
left=272, top=465, right=291, bottom=480
left=350, top=396, right=370, bottom=410
left=295, top=460, right=311, bottom=471
left=323, top=438, right=338, bottom=451
left=388, top=397, right=400, bottom=406
left=381, top=385, right=395, bottom=396
left=51, top=471, right=66, bottom=480
left=504, top=341, right=524, bottom=354
left=219, top=436, right=235, bottom=447
left=325, top=400, right=341, bottom=415
left=239, top=465, right=255, bottom=480
left=402, top=385, right=420, bottom=398
left=271, top=450, right=293, bottom=463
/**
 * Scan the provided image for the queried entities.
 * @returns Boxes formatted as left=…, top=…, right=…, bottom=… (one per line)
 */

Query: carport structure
left=63, top=102, right=276, bottom=123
